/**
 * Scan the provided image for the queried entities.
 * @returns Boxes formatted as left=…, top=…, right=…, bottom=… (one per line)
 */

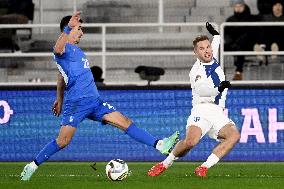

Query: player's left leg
left=21, top=98, right=93, bottom=181
left=195, top=123, right=240, bottom=177
left=148, top=125, right=202, bottom=177
left=212, top=123, right=240, bottom=159
left=21, top=125, right=77, bottom=181
left=102, top=111, right=179, bottom=155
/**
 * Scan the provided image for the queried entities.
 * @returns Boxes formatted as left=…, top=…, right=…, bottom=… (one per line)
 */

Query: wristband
left=63, top=26, right=72, bottom=34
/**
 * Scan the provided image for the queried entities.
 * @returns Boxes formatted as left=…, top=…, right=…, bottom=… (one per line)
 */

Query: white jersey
left=189, top=35, right=227, bottom=108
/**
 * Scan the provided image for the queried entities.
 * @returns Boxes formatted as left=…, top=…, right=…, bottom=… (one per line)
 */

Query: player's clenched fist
left=206, top=22, right=219, bottom=36
left=218, top=81, right=231, bottom=93
left=68, top=11, right=82, bottom=28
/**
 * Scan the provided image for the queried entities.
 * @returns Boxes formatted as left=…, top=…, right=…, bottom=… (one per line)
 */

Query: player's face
left=194, top=39, right=213, bottom=63
left=70, top=23, right=83, bottom=44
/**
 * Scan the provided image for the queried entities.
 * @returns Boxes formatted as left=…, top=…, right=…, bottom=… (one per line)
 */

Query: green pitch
left=1, top=162, right=284, bottom=189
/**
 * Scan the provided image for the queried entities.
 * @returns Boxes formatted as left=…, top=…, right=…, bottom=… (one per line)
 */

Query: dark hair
left=193, top=35, right=210, bottom=48
left=272, top=0, right=283, bottom=6
left=60, top=15, right=83, bottom=32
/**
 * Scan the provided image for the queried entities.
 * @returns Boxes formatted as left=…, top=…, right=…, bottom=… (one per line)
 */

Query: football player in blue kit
left=20, top=11, right=179, bottom=181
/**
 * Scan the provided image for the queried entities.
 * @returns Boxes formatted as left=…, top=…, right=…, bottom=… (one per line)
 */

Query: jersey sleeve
left=189, top=69, right=195, bottom=89
left=211, top=35, right=220, bottom=59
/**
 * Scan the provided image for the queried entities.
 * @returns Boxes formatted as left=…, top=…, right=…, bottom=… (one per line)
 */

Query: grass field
left=1, top=162, right=284, bottom=189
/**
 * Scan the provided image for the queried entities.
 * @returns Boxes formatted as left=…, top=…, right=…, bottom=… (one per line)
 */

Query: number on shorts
left=103, top=102, right=116, bottom=110
left=194, top=117, right=200, bottom=122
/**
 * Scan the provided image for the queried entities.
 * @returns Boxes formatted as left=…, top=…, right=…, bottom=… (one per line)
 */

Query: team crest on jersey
left=195, top=75, right=201, bottom=82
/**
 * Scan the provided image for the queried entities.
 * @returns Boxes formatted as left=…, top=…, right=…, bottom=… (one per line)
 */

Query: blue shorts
left=61, top=97, right=116, bottom=127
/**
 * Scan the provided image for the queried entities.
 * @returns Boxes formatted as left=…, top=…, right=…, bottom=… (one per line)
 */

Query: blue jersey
left=53, top=43, right=100, bottom=102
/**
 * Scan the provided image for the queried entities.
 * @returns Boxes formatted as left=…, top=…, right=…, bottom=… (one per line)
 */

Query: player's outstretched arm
left=54, top=11, right=81, bottom=55
left=206, top=22, right=220, bottom=59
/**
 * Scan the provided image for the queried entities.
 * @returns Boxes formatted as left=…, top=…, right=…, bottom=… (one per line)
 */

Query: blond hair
left=193, top=35, right=209, bottom=49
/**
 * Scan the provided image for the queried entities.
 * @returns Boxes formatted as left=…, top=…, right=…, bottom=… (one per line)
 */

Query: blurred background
left=0, top=0, right=283, bottom=84
left=0, top=0, right=284, bottom=162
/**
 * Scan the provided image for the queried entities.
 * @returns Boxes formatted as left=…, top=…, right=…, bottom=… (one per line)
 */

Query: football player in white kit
left=148, top=22, right=241, bottom=177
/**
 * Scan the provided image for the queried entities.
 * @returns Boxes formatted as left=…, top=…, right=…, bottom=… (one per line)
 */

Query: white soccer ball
left=105, top=159, right=129, bottom=181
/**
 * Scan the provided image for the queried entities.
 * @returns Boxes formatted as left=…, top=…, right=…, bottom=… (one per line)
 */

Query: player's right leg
left=20, top=125, right=76, bottom=181
left=87, top=98, right=180, bottom=155
left=195, top=122, right=240, bottom=177
left=148, top=125, right=202, bottom=177
left=102, top=111, right=179, bottom=155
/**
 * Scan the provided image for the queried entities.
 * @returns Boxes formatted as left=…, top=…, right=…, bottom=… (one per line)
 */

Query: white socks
left=30, top=161, right=38, bottom=170
left=201, top=153, right=220, bottom=168
left=162, top=152, right=179, bottom=168
left=161, top=153, right=219, bottom=169
left=155, top=140, right=164, bottom=151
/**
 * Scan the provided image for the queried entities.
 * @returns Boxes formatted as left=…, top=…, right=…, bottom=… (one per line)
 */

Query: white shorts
left=186, top=103, right=234, bottom=141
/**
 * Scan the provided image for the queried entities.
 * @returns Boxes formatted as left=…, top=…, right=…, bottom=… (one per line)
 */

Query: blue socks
left=34, top=139, right=62, bottom=166
left=125, top=123, right=158, bottom=147
left=33, top=124, right=157, bottom=166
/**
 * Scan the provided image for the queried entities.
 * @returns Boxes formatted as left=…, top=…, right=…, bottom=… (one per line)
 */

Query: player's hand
left=218, top=81, right=231, bottom=93
left=52, top=100, right=62, bottom=116
left=206, top=22, right=219, bottom=36
left=68, top=11, right=81, bottom=28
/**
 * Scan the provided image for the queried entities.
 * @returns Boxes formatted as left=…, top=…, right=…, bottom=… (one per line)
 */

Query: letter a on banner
left=240, top=108, right=265, bottom=143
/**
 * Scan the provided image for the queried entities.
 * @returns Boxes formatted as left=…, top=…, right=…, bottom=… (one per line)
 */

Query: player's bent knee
left=184, top=139, right=197, bottom=149
left=119, top=118, right=133, bottom=130
left=125, top=117, right=133, bottom=126
left=115, top=112, right=133, bottom=125
left=228, top=130, right=241, bottom=143
left=56, top=137, right=72, bottom=148
left=120, top=115, right=133, bottom=126
left=233, top=131, right=241, bottom=142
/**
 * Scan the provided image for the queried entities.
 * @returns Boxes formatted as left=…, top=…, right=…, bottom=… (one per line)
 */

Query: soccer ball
left=105, top=159, right=129, bottom=181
